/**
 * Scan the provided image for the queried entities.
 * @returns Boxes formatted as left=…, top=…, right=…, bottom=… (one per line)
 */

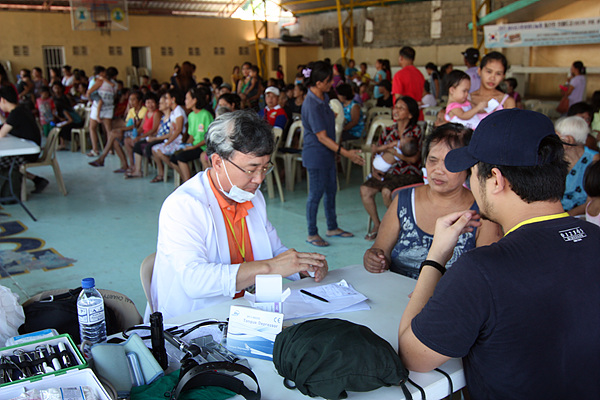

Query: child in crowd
left=584, top=160, right=600, bottom=227
left=259, top=86, right=287, bottom=129
left=352, top=83, right=363, bottom=105
left=370, top=135, right=419, bottom=178
left=504, top=78, right=523, bottom=109
left=359, top=83, right=370, bottom=103
left=357, top=62, right=371, bottom=84
left=280, top=84, right=294, bottom=108
left=173, top=86, right=213, bottom=181
left=345, top=59, right=358, bottom=81
left=87, top=67, right=105, bottom=115
left=444, top=70, right=486, bottom=129
left=35, top=86, right=55, bottom=136
left=421, top=81, right=437, bottom=108
left=242, top=65, right=261, bottom=110
left=376, top=80, right=393, bottom=108
left=140, top=75, right=151, bottom=90
left=285, top=83, right=306, bottom=123
left=74, top=82, right=89, bottom=104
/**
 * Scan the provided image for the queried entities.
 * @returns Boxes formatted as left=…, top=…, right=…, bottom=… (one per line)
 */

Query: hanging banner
left=484, top=17, right=600, bottom=48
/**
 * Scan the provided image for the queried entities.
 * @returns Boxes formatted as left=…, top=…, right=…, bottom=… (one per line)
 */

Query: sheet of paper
left=282, top=280, right=370, bottom=320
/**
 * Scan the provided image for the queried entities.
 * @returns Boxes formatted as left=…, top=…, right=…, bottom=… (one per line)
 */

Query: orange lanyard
left=224, top=214, right=246, bottom=262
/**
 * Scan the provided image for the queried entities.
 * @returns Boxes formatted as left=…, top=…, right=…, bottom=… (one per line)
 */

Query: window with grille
left=42, top=46, right=65, bottom=80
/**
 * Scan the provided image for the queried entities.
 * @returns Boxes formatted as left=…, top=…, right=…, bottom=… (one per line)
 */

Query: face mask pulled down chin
left=216, top=161, right=258, bottom=203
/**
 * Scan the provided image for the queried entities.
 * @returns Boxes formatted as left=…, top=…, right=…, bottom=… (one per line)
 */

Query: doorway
left=131, top=47, right=151, bottom=74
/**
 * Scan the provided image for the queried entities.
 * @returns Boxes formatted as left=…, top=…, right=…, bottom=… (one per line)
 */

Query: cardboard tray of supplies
left=0, top=334, right=87, bottom=390
left=1, top=368, right=111, bottom=400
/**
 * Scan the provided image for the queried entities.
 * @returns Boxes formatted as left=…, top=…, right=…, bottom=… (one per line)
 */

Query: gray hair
left=555, top=116, right=589, bottom=145
left=206, top=110, right=275, bottom=159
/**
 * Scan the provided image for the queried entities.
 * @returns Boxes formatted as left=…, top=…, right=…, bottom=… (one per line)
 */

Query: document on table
left=282, top=280, right=370, bottom=320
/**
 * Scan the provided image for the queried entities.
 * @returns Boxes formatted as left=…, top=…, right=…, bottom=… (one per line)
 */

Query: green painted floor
left=0, top=149, right=387, bottom=315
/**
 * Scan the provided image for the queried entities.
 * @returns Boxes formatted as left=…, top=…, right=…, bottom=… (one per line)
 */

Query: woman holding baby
left=469, top=51, right=515, bottom=116
left=363, top=123, right=501, bottom=279
left=360, top=96, right=423, bottom=241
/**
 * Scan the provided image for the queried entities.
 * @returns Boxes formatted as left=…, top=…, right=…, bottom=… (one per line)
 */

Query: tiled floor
left=0, top=149, right=387, bottom=315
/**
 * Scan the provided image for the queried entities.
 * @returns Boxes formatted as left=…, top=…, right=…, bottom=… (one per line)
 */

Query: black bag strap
left=408, top=378, right=425, bottom=400
left=39, top=287, right=82, bottom=302
left=172, top=361, right=260, bottom=400
left=434, top=368, right=453, bottom=399
left=283, top=376, right=413, bottom=399
left=400, top=382, right=413, bottom=400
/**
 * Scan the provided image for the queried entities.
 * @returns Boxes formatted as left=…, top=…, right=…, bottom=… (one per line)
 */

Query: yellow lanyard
left=224, top=214, right=246, bottom=262
left=504, top=212, right=569, bottom=236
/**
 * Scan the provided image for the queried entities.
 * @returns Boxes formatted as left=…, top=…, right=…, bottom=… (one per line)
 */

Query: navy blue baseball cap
left=445, top=109, right=557, bottom=173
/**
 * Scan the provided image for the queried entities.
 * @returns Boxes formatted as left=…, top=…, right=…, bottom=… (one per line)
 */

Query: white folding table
left=0, top=134, right=41, bottom=221
left=166, top=265, right=466, bottom=400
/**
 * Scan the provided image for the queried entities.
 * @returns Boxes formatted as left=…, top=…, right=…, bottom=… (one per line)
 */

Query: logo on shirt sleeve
left=559, top=227, right=587, bottom=243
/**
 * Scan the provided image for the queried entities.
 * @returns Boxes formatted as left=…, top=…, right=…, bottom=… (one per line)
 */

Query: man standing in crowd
left=149, top=111, right=328, bottom=320
left=392, top=46, right=424, bottom=119
left=398, top=109, right=600, bottom=398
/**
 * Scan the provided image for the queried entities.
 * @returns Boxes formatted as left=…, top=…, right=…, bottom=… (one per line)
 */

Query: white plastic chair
left=20, top=127, right=67, bottom=201
left=265, top=127, right=285, bottom=202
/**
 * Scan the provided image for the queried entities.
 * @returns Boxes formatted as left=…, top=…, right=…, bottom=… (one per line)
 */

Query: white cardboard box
left=1, top=368, right=111, bottom=400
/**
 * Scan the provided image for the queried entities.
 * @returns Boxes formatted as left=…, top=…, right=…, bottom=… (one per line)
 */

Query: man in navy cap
left=397, top=109, right=600, bottom=398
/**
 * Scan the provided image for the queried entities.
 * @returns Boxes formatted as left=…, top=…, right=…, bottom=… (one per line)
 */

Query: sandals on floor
left=113, top=168, right=128, bottom=173
left=306, top=238, right=330, bottom=247
left=364, top=231, right=378, bottom=241
left=86, top=150, right=99, bottom=157
left=326, top=230, right=354, bottom=238
left=125, top=173, right=143, bottom=179
left=89, top=160, right=104, bottom=167
left=150, top=176, right=164, bottom=183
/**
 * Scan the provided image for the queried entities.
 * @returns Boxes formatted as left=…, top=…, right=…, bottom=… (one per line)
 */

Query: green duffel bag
left=273, top=318, right=411, bottom=400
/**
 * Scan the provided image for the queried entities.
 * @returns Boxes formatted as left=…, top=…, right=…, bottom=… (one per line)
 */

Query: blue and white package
left=226, top=305, right=283, bottom=361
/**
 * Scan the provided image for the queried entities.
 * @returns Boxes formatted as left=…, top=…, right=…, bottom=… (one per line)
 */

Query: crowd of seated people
left=3, top=54, right=598, bottom=238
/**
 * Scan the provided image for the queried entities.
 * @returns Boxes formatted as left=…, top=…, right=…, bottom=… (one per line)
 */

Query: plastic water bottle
left=77, top=278, right=107, bottom=345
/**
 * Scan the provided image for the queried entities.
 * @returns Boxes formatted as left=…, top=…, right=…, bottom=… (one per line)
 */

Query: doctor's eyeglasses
left=226, top=159, right=274, bottom=177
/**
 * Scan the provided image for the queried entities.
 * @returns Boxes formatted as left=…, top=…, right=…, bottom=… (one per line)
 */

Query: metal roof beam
left=283, top=0, right=408, bottom=15
left=468, top=0, right=541, bottom=29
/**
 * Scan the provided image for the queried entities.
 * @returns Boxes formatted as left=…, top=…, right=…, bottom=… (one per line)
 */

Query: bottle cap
left=81, top=277, right=95, bottom=288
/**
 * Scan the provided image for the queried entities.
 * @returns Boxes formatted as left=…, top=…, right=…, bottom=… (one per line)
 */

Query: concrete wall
left=527, top=1, right=600, bottom=99
left=287, top=0, right=477, bottom=66
left=0, top=11, right=260, bottom=84
left=287, top=0, right=599, bottom=100
left=1, top=0, right=598, bottom=100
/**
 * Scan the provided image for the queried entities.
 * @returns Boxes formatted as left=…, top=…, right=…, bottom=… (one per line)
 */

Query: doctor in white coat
left=148, top=111, right=328, bottom=321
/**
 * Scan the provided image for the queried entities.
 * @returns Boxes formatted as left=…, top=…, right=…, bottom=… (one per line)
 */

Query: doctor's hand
left=427, top=210, right=482, bottom=265
left=301, top=258, right=328, bottom=282
left=269, top=249, right=326, bottom=279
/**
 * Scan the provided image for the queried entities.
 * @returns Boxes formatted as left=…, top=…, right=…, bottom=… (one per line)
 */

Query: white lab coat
left=147, top=170, right=291, bottom=321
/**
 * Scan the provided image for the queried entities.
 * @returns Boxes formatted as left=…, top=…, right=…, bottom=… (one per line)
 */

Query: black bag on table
left=273, top=318, right=412, bottom=400
left=19, top=287, right=118, bottom=344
